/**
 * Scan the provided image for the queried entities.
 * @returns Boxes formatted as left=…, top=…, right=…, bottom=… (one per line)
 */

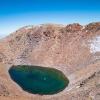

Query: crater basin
left=9, top=65, right=69, bottom=95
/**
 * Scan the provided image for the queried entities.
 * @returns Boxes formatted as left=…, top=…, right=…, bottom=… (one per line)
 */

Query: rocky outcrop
left=65, top=23, right=83, bottom=32
left=85, top=22, right=100, bottom=32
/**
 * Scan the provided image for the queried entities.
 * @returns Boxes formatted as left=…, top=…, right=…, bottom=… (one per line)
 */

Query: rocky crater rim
left=10, top=22, right=100, bottom=33
left=1, top=22, right=100, bottom=41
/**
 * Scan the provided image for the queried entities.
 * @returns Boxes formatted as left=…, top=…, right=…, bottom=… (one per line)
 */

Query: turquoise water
left=9, top=65, right=69, bottom=95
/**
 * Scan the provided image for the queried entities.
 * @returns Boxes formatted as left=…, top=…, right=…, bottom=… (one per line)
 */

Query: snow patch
left=82, top=26, right=85, bottom=30
left=89, top=36, right=100, bottom=53
left=24, top=26, right=33, bottom=29
left=85, top=30, right=88, bottom=32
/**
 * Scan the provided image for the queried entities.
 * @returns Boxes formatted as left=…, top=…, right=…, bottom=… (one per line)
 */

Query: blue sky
left=0, top=0, right=100, bottom=38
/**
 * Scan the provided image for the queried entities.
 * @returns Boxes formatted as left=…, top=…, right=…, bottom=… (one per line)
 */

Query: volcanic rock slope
left=0, top=22, right=100, bottom=100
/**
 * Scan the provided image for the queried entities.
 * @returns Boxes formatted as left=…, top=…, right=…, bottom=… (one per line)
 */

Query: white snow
left=85, top=30, right=88, bottom=32
left=81, top=26, right=85, bottom=30
left=89, top=36, right=100, bottom=53
left=24, top=26, right=33, bottom=29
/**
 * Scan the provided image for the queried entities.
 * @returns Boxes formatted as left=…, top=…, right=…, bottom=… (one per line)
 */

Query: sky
left=0, top=0, right=100, bottom=38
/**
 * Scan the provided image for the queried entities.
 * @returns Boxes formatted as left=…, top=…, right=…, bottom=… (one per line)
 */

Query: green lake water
left=9, top=65, right=69, bottom=95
